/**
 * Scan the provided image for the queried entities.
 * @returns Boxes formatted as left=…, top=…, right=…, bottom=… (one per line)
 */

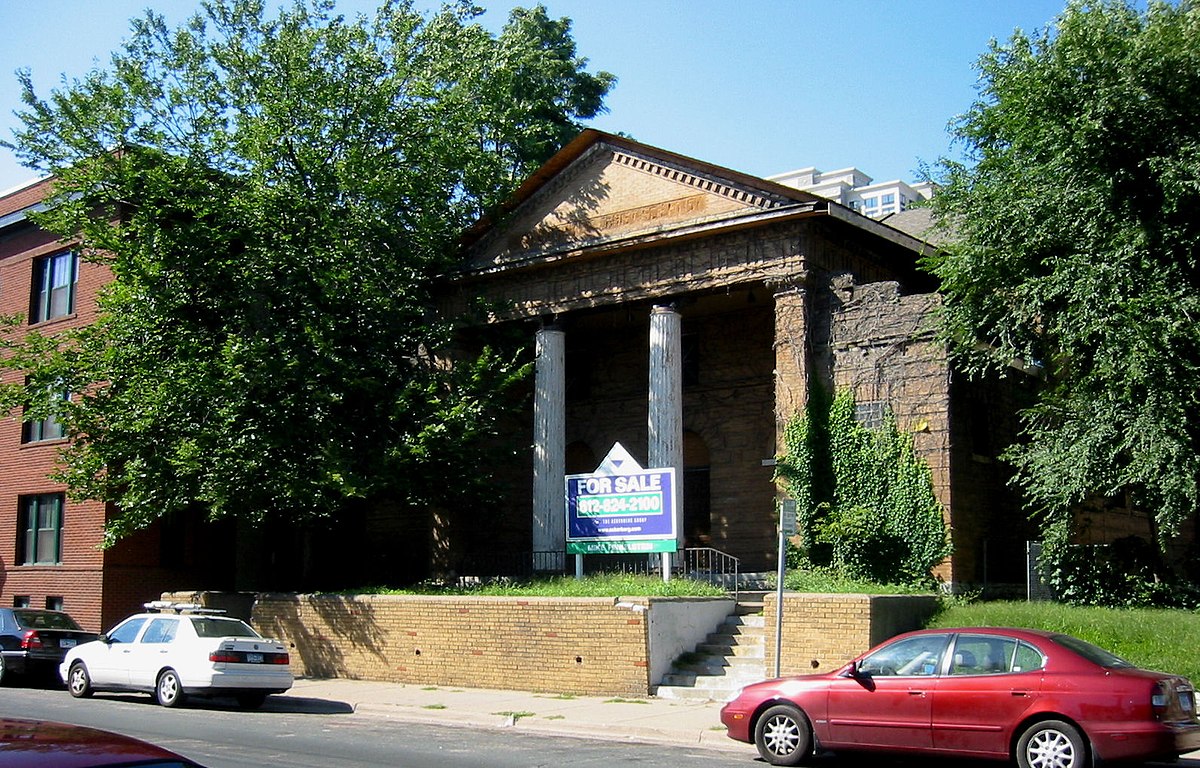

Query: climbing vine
left=775, top=388, right=951, bottom=586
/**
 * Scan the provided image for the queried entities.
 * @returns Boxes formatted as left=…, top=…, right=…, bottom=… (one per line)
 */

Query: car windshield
left=13, top=610, right=81, bottom=631
left=1051, top=633, right=1135, bottom=668
left=189, top=617, right=261, bottom=639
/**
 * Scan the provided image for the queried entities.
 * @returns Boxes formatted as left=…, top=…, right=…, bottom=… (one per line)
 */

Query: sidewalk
left=272, top=678, right=755, bottom=756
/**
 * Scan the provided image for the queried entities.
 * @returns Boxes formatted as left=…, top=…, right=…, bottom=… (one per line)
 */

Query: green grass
left=931, top=600, right=1200, bottom=683
left=781, top=567, right=935, bottom=594
left=340, top=573, right=726, bottom=597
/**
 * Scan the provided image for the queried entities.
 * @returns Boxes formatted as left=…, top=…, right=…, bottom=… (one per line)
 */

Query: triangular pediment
left=463, top=133, right=815, bottom=271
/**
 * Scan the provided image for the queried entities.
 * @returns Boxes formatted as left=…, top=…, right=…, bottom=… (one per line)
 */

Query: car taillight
left=271, top=653, right=290, bottom=665
left=20, top=630, right=42, bottom=650
left=210, top=651, right=240, bottom=663
left=1152, top=682, right=1169, bottom=718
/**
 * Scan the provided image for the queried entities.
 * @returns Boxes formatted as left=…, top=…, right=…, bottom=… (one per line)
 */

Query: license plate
left=245, top=653, right=263, bottom=664
left=59, top=639, right=76, bottom=648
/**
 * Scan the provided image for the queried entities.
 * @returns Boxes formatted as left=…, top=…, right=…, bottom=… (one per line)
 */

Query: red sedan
left=720, top=627, right=1200, bottom=767
left=0, top=717, right=205, bottom=767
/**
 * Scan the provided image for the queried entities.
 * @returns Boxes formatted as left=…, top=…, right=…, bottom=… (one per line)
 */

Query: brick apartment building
left=0, top=178, right=242, bottom=631
left=6, top=130, right=1161, bottom=628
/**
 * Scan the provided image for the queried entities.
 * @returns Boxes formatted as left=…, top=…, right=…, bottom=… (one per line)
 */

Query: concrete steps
left=654, top=600, right=768, bottom=702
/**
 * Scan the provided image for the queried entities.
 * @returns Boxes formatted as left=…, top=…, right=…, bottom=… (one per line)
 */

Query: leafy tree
left=923, top=0, right=1200, bottom=586
left=0, top=0, right=614, bottom=545
left=776, top=389, right=951, bottom=586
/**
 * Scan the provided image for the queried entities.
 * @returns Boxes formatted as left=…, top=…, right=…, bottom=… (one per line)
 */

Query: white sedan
left=60, top=602, right=292, bottom=708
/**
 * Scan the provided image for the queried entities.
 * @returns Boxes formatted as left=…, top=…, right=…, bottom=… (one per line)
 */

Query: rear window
left=13, top=610, right=82, bottom=631
left=189, top=617, right=261, bottom=639
left=1051, top=634, right=1135, bottom=668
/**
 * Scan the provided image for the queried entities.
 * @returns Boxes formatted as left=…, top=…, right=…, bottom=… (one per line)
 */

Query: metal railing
left=681, top=547, right=741, bottom=601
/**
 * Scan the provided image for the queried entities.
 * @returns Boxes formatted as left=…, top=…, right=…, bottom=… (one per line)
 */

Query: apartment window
left=22, top=388, right=70, bottom=443
left=881, top=193, right=896, bottom=207
left=18, top=494, right=64, bottom=565
left=862, top=196, right=878, bottom=209
left=45, top=596, right=64, bottom=611
left=30, top=251, right=79, bottom=323
left=13, top=596, right=30, bottom=608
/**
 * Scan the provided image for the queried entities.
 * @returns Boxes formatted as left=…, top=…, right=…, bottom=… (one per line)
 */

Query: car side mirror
left=98, top=633, right=110, bottom=644
left=848, top=660, right=877, bottom=690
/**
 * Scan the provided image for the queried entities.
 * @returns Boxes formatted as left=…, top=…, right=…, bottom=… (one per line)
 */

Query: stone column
left=648, top=305, right=684, bottom=552
left=773, top=286, right=811, bottom=454
left=532, top=325, right=566, bottom=569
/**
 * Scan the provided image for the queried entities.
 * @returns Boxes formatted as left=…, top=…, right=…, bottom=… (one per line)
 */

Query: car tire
left=754, top=703, right=811, bottom=766
left=67, top=662, right=93, bottom=698
left=1017, top=719, right=1087, bottom=768
left=236, top=692, right=267, bottom=709
left=155, top=669, right=186, bottom=708
left=0, top=654, right=7, bottom=686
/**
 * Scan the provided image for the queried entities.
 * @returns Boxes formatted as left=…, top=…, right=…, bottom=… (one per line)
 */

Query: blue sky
left=0, top=1, right=1070, bottom=194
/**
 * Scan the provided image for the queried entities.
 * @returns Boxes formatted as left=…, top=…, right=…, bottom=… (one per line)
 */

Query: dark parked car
left=0, top=717, right=204, bottom=767
left=720, top=626, right=1200, bottom=767
left=0, top=608, right=96, bottom=685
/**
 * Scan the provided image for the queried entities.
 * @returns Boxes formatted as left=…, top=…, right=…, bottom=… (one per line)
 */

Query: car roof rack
left=143, top=600, right=227, bottom=615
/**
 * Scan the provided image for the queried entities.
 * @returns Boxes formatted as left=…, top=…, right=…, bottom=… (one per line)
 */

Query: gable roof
left=459, top=130, right=934, bottom=276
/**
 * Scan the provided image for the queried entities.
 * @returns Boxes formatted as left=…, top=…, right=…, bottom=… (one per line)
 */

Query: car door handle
left=908, top=690, right=927, bottom=696
left=1011, top=690, right=1031, bottom=697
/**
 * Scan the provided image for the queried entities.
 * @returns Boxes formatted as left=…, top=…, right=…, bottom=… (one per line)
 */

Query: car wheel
left=1017, top=719, right=1087, bottom=768
left=155, top=669, right=186, bottom=708
left=754, top=704, right=811, bottom=766
left=236, top=692, right=267, bottom=709
left=0, top=654, right=7, bottom=686
left=67, top=663, right=93, bottom=698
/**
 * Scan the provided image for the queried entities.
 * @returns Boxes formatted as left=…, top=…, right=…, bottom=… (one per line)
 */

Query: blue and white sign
left=565, top=443, right=677, bottom=555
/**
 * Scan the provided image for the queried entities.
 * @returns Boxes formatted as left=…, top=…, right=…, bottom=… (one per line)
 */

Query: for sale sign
left=565, top=443, right=677, bottom=555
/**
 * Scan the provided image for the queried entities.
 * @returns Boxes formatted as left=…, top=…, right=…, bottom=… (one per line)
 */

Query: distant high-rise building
left=768, top=166, right=935, bottom=219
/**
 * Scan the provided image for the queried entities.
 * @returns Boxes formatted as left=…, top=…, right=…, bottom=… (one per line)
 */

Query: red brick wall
left=0, top=187, right=114, bottom=630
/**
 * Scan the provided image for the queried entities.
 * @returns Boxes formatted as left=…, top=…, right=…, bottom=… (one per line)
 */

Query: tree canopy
left=0, top=0, right=614, bottom=544
left=925, top=0, right=1200, bottom=577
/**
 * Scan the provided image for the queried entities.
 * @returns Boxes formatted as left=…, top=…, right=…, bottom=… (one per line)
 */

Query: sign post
left=775, top=499, right=797, bottom=678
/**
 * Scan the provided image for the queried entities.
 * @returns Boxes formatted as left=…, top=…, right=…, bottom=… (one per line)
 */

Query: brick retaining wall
left=252, top=594, right=660, bottom=697
left=764, top=592, right=940, bottom=676
left=167, top=590, right=937, bottom=695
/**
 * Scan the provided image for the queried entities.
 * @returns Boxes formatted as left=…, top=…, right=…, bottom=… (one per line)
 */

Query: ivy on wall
left=776, top=388, right=952, bottom=586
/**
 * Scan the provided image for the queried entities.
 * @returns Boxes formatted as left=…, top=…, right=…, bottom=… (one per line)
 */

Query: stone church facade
left=442, top=130, right=1032, bottom=592
left=0, top=130, right=1040, bottom=629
